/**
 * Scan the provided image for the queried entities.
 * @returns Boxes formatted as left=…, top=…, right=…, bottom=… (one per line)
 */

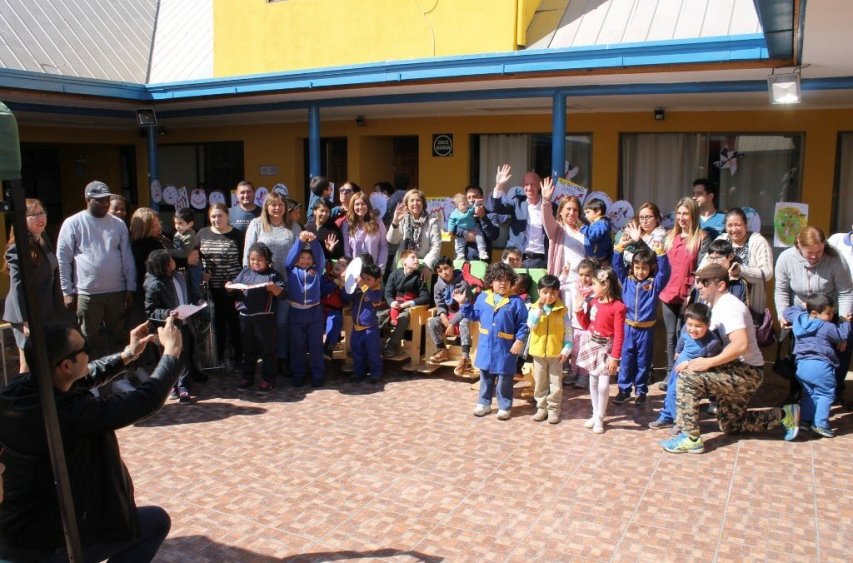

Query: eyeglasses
left=340, top=188, right=353, bottom=194
left=26, top=212, right=46, bottom=219
left=637, top=215, right=656, bottom=221
left=56, top=339, right=92, bottom=367
left=706, top=254, right=726, bottom=262
left=696, top=279, right=720, bottom=287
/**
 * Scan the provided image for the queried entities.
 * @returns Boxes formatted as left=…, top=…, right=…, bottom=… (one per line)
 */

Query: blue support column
left=551, top=91, right=566, bottom=179
left=146, top=126, right=159, bottom=210
left=308, top=104, right=321, bottom=178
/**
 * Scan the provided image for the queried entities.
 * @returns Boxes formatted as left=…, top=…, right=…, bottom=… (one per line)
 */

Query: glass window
left=475, top=133, right=592, bottom=189
left=834, top=133, right=853, bottom=232
left=621, top=133, right=803, bottom=233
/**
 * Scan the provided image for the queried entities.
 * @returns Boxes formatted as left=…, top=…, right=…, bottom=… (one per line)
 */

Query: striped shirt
left=194, top=227, right=244, bottom=289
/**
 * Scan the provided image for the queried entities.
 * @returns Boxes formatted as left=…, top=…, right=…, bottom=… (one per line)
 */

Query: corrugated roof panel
left=527, top=0, right=762, bottom=49
left=0, top=0, right=157, bottom=82
left=148, top=0, right=213, bottom=83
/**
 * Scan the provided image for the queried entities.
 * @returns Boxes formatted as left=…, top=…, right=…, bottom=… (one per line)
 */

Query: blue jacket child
left=783, top=303, right=851, bottom=433
left=285, top=236, right=326, bottom=386
left=581, top=216, right=613, bottom=263
left=612, top=242, right=670, bottom=400
left=342, top=263, right=385, bottom=382
left=459, top=265, right=528, bottom=416
left=654, top=323, right=722, bottom=426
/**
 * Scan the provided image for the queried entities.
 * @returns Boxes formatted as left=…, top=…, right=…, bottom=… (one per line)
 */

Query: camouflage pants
left=676, top=362, right=781, bottom=438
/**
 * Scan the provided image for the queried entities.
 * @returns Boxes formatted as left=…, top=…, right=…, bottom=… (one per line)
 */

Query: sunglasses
left=56, top=338, right=92, bottom=367
left=340, top=188, right=354, bottom=194
left=696, top=278, right=721, bottom=287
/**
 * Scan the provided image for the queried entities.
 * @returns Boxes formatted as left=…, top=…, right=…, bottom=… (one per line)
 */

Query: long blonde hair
left=259, top=191, right=291, bottom=233
left=129, top=207, right=160, bottom=241
left=665, top=197, right=703, bottom=253
left=346, top=192, right=379, bottom=234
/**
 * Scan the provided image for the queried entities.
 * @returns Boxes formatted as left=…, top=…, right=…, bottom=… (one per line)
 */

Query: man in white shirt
left=661, top=264, right=800, bottom=454
left=489, top=164, right=550, bottom=268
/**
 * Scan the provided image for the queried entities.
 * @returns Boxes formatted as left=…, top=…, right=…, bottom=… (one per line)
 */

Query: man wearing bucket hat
left=661, top=263, right=800, bottom=454
left=57, top=180, right=136, bottom=359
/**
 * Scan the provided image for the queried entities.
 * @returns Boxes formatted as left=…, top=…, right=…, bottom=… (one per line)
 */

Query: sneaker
left=706, top=401, right=718, bottom=415
left=593, top=418, right=605, bottom=434
left=574, top=374, right=589, bottom=389
left=429, top=348, right=450, bottom=363
left=473, top=404, right=492, bottom=417
left=454, top=357, right=472, bottom=376
left=810, top=425, right=835, bottom=438
left=112, top=378, right=136, bottom=394
left=257, top=381, right=274, bottom=394
left=648, top=418, right=675, bottom=430
left=660, top=432, right=704, bottom=454
left=479, top=252, right=490, bottom=261
left=236, top=378, right=253, bottom=391
left=496, top=409, right=511, bottom=420
left=780, top=403, right=800, bottom=441
left=613, top=390, right=631, bottom=405
left=169, top=388, right=179, bottom=400
left=635, top=393, right=647, bottom=406
left=583, top=416, right=596, bottom=429
left=178, top=391, right=191, bottom=405
left=658, top=381, right=668, bottom=392
left=533, top=409, right=547, bottom=422
left=547, top=411, right=560, bottom=424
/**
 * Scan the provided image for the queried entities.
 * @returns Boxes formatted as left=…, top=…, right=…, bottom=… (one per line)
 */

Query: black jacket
left=384, top=268, right=430, bottom=307
left=0, top=353, right=181, bottom=552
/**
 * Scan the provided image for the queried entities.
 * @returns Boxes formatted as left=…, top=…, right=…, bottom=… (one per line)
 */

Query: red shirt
left=660, top=234, right=701, bottom=304
left=577, top=298, right=626, bottom=360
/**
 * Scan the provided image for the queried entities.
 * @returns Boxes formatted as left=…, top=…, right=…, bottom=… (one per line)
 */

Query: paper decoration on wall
left=175, top=186, right=189, bottom=211
left=162, top=184, right=179, bottom=206
left=661, top=211, right=676, bottom=231
left=714, top=146, right=743, bottom=176
left=553, top=177, right=587, bottom=203
left=208, top=191, right=226, bottom=206
left=608, top=200, right=634, bottom=231
left=272, top=183, right=288, bottom=197
left=742, top=206, right=761, bottom=233
left=426, top=197, right=452, bottom=231
left=564, top=161, right=580, bottom=179
left=230, top=190, right=238, bottom=207
left=254, top=187, right=269, bottom=207
left=584, top=191, right=613, bottom=214
left=150, top=180, right=162, bottom=203
left=774, top=202, right=808, bottom=247
left=190, top=188, right=207, bottom=210
left=369, top=192, right=388, bottom=220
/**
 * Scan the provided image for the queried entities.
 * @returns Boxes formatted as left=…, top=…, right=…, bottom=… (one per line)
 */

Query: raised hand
left=392, top=202, right=407, bottom=225
left=540, top=176, right=555, bottom=201
left=324, top=233, right=339, bottom=251
left=495, top=164, right=512, bottom=188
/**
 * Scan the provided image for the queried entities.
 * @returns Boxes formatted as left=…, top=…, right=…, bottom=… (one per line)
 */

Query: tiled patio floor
left=120, top=364, right=853, bottom=562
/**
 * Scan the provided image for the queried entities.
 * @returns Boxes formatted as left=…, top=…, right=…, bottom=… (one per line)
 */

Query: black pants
left=240, top=314, right=277, bottom=384
left=210, top=287, right=242, bottom=364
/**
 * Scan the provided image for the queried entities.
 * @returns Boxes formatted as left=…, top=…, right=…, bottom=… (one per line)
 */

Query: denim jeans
left=478, top=369, right=514, bottom=411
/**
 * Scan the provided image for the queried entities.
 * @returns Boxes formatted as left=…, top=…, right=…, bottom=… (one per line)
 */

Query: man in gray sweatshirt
left=57, top=181, right=136, bottom=356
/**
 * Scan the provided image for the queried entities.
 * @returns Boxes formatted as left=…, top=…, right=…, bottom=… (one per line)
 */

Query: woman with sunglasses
left=3, top=198, right=68, bottom=372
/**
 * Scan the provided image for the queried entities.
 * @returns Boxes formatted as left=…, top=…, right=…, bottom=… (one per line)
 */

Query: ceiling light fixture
left=767, top=68, right=801, bottom=105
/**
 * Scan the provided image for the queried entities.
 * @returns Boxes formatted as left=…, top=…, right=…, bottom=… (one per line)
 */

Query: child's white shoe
left=584, top=416, right=596, bottom=429
left=593, top=418, right=605, bottom=434
left=473, top=404, right=492, bottom=417
left=496, top=409, right=511, bottom=420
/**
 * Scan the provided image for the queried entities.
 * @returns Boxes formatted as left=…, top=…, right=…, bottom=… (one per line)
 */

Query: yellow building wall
left=213, top=0, right=524, bottom=77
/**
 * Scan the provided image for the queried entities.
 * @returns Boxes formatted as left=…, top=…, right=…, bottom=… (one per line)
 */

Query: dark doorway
left=302, top=137, right=347, bottom=203
left=19, top=144, right=63, bottom=239
left=392, top=136, right=418, bottom=189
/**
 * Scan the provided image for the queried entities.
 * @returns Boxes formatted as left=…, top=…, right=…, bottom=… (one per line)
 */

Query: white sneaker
left=496, top=409, right=511, bottom=420
left=473, top=404, right=492, bottom=417
left=479, top=252, right=490, bottom=261
left=593, top=418, right=605, bottom=434
left=584, top=416, right=596, bottom=429
left=112, top=378, right=136, bottom=394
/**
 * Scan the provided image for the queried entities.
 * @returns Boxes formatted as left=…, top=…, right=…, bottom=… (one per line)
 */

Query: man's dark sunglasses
left=56, top=339, right=92, bottom=367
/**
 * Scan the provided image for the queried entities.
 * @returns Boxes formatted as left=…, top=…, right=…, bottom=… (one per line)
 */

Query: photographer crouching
left=0, top=316, right=182, bottom=562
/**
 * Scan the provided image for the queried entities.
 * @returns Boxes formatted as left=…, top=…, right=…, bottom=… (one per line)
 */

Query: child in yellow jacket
left=527, top=274, right=573, bottom=424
